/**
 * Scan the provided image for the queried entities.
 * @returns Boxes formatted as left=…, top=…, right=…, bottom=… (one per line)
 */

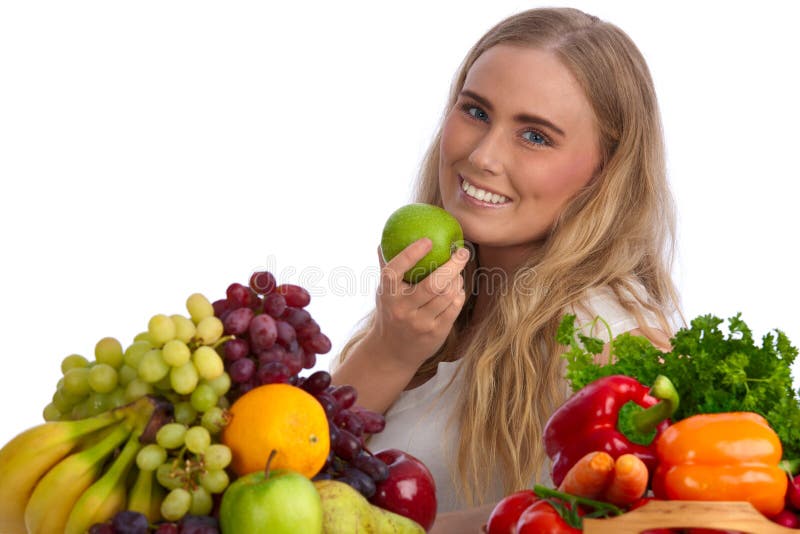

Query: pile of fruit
left=0, top=272, right=438, bottom=534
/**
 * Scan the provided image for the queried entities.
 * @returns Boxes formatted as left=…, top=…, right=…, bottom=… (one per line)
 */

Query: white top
left=345, top=283, right=669, bottom=513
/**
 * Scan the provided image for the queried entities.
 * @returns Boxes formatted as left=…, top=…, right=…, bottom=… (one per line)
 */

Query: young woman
left=332, top=7, right=681, bottom=531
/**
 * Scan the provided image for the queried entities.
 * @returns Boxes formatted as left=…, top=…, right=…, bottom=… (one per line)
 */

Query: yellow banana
left=65, top=430, right=144, bottom=534
left=150, top=476, right=167, bottom=522
left=0, top=401, right=135, bottom=534
left=24, top=421, right=132, bottom=534
left=128, top=467, right=163, bottom=523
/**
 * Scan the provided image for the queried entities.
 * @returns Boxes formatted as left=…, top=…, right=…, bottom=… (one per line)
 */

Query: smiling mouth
left=459, top=175, right=510, bottom=204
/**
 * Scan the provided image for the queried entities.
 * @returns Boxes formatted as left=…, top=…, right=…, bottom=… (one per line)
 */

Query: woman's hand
left=372, top=237, right=470, bottom=371
left=330, top=237, right=470, bottom=414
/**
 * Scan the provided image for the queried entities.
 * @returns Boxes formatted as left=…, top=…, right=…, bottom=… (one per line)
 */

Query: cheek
left=438, top=114, right=461, bottom=194
left=530, top=152, right=597, bottom=198
left=439, top=111, right=470, bottom=165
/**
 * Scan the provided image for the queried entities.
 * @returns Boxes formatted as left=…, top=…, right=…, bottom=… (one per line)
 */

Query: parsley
left=559, top=313, right=800, bottom=459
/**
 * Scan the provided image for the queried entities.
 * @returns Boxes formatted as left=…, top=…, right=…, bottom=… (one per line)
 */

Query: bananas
left=0, top=396, right=161, bottom=534
left=25, top=423, right=131, bottom=534
left=64, top=431, right=143, bottom=534
left=128, top=463, right=164, bottom=523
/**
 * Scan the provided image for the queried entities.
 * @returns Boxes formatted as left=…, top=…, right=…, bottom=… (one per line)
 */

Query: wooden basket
left=582, top=500, right=796, bottom=533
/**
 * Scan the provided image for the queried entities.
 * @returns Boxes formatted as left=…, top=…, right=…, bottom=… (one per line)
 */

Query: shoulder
left=568, top=279, right=676, bottom=344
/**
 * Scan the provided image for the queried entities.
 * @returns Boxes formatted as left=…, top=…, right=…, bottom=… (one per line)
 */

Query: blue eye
left=464, top=105, right=489, bottom=122
left=522, top=130, right=549, bottom=146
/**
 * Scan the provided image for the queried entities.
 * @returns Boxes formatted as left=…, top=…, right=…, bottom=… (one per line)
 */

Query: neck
left=463, top=242, right=540, bottom=326
left=475, top=241, right=545, bottom=275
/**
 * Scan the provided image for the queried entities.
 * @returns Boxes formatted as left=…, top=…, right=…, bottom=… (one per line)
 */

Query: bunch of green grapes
left=44, top=293, right=232, bottom=425
left=136, top=420, right=233, bottom=521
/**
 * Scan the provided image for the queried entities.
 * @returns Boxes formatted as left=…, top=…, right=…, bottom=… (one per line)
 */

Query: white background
left=1, top=1, right=798, bottom=448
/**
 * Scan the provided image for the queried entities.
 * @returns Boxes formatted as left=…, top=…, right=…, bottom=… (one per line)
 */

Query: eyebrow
left=460, top=89, right=566, bottom=138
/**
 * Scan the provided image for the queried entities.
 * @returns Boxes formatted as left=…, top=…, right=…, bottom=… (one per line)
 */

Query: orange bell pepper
left=652, top=411, right=787, bottom=517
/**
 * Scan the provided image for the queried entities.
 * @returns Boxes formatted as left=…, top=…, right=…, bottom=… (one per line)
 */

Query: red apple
left=486, top=489, right=537, bottom=534
left=370, top=448, right=437, bottom=532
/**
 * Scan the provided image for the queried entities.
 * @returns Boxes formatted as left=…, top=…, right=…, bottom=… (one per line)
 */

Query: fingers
left=420, top=246, right=470, bottom=296
left=420, top=276, right=467, bottom=319
left=372, top=243, right=470, bottom=364
left=380, top=238, right=433, bottom=283
left=378, top=241, right=469, bottom=322
left=405, top=246, right=469, bottom=316
left=435, top=285, right=467, bottom=323
left=377, top=245, right=386, bottom=269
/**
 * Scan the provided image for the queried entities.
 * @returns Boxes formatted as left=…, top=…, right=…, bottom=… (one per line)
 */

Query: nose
left=468, top=127, right=505, bottom=175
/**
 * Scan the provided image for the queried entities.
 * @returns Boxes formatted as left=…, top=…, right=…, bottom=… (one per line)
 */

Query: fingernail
left=456, top=247, right=469, bottom=261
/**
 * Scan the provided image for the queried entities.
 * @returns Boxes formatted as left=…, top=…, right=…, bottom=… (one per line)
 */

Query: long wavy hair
left=339, top=7, right=680, bottom=505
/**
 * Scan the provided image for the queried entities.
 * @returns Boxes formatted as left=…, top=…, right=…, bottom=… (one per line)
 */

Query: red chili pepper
left=544, top=375, right=679, bottom=487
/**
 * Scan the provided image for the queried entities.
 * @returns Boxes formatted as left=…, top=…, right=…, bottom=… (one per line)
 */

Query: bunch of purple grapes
left=216, top=271, right=332, bottom=402
left=300, top=370, right=391, bottom=499
left=90, top=511, right=218, bottom=534
left=216, top=272, right=390, bottom=499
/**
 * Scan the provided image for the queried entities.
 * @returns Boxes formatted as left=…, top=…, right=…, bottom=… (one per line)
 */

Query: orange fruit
left=222, top=383, right=330, bottom=478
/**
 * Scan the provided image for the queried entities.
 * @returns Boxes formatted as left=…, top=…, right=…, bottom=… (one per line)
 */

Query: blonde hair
left=340, top=7, right=680, bottom=505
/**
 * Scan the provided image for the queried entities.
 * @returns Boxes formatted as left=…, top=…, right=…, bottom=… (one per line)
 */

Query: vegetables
left=559, top=313, right=800, bottom=459
left=558, top=451, right=614, bottom=499
left=515, top=485, right=623, bottom=534
left=652, top=412, right=787, bottom=517
left=786, top=470, right=800, bottom=512
left=485, top=489, right=537, bottom=534
left=770, top=509, right=800, bottom=528
left=604, top=454, right=649, bottom=507
left=488, top=484, right=627, bottom=533
left=543, top=374, right=679, bottom=486
left=515, top=500, right=581, bottom=534
left=557, top=451, right=648, bottom=507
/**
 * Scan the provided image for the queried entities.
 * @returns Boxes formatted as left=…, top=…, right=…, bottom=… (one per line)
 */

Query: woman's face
left=438, top=44, right=602, bottom=267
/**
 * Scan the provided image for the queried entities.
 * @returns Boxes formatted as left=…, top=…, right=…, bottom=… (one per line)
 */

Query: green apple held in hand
left=381, top=203, right=465, bottom=284
left=219, top=451, right=322, bottom=534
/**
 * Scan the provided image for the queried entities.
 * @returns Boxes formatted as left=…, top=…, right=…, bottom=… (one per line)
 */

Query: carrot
left=603, top=453, right=649, bottom=507
left=558, top=451, right=615, bottom=499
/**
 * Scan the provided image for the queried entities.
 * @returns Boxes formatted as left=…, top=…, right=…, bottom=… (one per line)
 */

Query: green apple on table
left=380, top=203, right=465, bottom=284
left=219, top=454, right=322, bottom=534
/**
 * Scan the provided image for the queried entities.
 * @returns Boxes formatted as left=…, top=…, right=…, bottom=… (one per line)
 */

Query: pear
left=313, top=479, right=426, bottom=534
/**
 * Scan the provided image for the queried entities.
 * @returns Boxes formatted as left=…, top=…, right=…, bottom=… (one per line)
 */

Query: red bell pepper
left=544, top=374, right=679, bottom=487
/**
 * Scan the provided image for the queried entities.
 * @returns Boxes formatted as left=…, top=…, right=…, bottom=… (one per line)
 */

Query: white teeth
left=461, top=177, right=508, bottom=204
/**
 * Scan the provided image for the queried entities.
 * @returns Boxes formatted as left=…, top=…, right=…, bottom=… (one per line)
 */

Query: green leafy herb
left=559, top=313, right=800, bottom=458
